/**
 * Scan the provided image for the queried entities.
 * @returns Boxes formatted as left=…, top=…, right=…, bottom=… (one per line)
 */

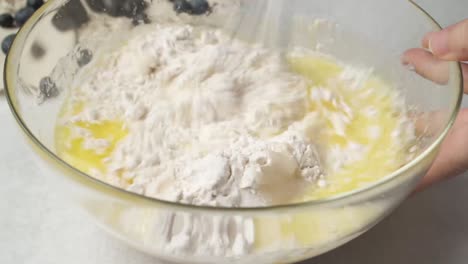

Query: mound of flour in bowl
left=55, top=9, right=419, bottom=257
left=62, top=23, right=326, bottom=207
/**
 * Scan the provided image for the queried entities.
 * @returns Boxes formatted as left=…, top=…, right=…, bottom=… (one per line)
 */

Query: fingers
left=421, top=19, right=468, bottom=61
left=401, top=49, right=468, bottom=93
left=402, top=48, right=450, bottom=85
left=415, top=109, right=468, bottom=192
left=408, top=20, right=468, bottom=193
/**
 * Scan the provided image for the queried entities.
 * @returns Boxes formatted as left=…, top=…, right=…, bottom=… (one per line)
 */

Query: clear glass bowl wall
left=4, top=0, right=462, bottom=263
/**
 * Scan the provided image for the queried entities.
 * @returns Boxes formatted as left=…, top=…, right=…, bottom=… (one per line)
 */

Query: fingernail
left=422, top=32, right=435, bottom=49
left=428, top=30, right=450, bottom=56
left=404, top=63, right=416, bottom=72
left=402, top=60, right=415, bottom=71
left=401, top=55, right=415, bottom=71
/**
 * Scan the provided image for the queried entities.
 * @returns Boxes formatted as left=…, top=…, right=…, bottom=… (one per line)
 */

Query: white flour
left=64, top=23, right=326, bottom=208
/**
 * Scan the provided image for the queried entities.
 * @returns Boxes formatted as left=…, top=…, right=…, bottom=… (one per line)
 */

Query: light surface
left=0, top=0, right=467, bottom=263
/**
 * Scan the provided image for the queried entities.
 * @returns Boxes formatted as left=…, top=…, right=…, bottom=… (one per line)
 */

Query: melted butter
left=56, top=101, right=127, bottom=175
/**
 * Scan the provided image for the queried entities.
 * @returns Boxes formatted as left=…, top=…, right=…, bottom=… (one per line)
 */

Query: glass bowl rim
left=3, top=0, right=464, bottom=213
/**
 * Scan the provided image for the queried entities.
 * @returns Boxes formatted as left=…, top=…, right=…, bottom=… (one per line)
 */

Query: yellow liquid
left=55, top=102, right=127, bottom=176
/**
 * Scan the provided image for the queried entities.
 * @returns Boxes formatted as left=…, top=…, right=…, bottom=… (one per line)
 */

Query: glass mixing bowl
left=4, top=0, right=463, bottom=263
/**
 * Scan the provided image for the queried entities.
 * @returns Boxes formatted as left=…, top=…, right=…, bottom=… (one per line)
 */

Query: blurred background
left=0, top=0, right=467, bottom=263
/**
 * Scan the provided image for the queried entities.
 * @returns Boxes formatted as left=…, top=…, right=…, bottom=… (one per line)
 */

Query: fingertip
left=401, top=48, right=430, bottom=66
left=401, top=48, right=421, bottom=66
left=400, top=48, right=449, bottom=85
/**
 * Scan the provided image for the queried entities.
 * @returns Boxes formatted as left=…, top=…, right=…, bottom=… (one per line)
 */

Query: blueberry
left=15, top=7, right=35, bottom=26
left=120, top=0, right=147, bottom=18
left=52, top=0, right=89, bottom=32
left=0, top=13, right=15, bottom=28
left=86, top=0, right=119, bottom=17
left=100, top=0, right=122, bottom=17
left=85, top=0, right=106, bottom=13
left=188, top=0, right=210, bottom=15
left=27, top=0, right=44, bottom=10
left=132, top=12, right=150, bottom=26
left=85, top=0, right=146, bottom=17
left=2, top=34, right=15, bottom=55
left=76, top=49, right=93, bottom=67
left=39, top=77, right=59, bottom=99
left=173, top=0, right=192, bottom=14
left=31, top=41, right=46, bottom=59
left=172, top=0, right=211, bottom=15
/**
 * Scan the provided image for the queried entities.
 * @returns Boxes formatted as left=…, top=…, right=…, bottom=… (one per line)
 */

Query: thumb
left=422, top=19, right=468, bottom=61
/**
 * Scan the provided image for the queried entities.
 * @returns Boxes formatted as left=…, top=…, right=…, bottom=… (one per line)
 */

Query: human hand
left=402, top=19, right=468, bottom=192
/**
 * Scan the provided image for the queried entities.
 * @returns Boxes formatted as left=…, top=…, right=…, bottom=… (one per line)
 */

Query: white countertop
left=0, top=1, right=467, bottom=263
